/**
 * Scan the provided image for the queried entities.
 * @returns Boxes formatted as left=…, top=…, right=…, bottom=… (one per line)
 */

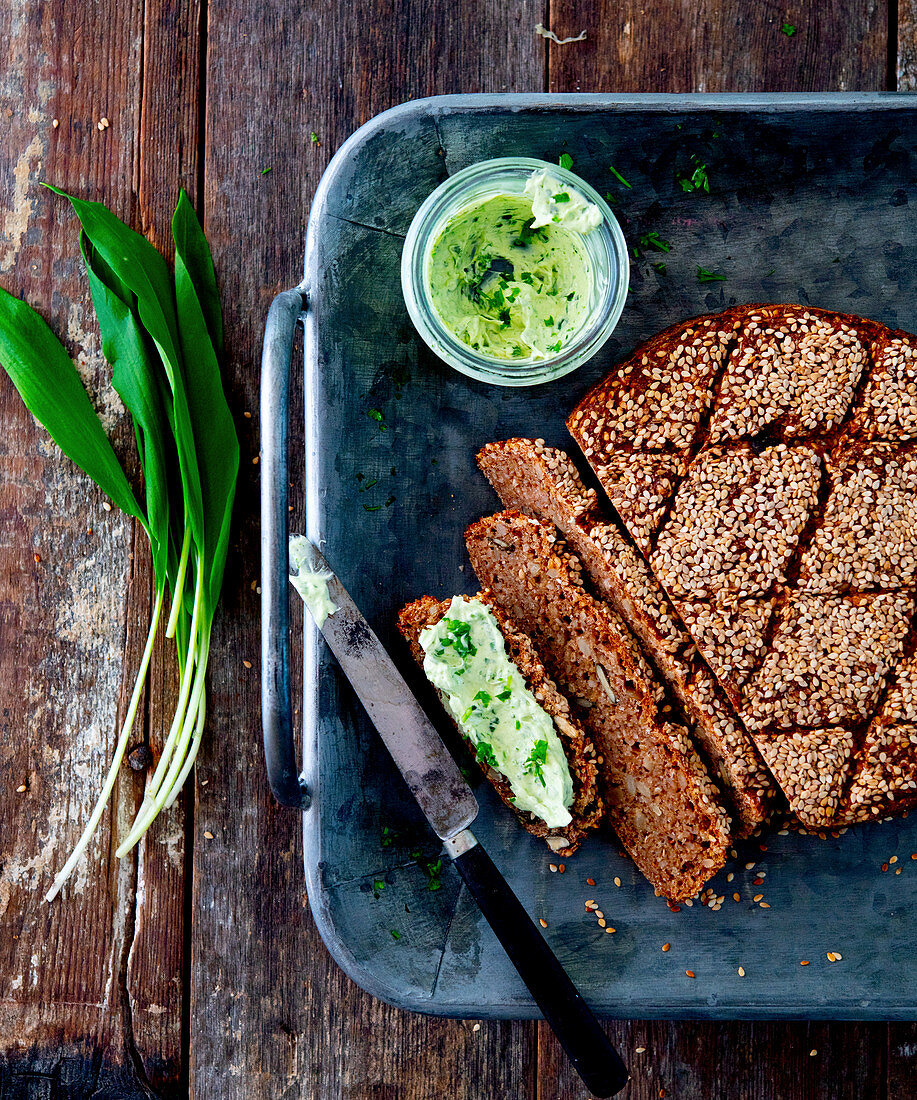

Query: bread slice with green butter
left=398, top=591, right=603, bottom=855
left=465, top=510, right=732, bottom=902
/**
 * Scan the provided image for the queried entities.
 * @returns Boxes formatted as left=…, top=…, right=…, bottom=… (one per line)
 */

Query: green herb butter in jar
left=402, top=158, right=629, bottom=386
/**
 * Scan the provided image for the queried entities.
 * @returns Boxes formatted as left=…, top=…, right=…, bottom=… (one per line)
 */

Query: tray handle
left=260, top=285, right=311, bottom=809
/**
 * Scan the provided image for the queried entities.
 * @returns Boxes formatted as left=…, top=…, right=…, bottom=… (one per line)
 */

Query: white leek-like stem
left=165, top=519, right=192, bottom=639
left=116, top=626, right=210, bottom=855
left=46, top=588, right=164, bottom=903
left=162, top=684, right=206, bottom=810
left=137, top=558, right=204, bottom=810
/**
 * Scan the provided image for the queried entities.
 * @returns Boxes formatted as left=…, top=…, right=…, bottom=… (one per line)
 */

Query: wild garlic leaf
left=172, top=191, right=239, bottom=611
left=81, top=233, right=172, bottom=588
left=0, top=285, right=146, bottom=525
left=44, top=184, right=207, bottom=561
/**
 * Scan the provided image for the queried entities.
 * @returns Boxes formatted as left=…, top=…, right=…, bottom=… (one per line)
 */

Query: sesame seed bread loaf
left=398, top=592, right=603, bottom=855
left=568, top=304, right=917, bottom=827
left=476, top=437, right=774, bottom=836
left=465, top=510, right=731, bottom=901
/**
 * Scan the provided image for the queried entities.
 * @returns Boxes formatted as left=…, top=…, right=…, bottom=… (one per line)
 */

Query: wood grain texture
left=189, top=1, right=545, bottom=1097
left=2, top=1, right=916, bottom=1098
left=124, top=1, right=202, bottom=1093
left=547, top=0, right=890, bottom=92
left=0, top=0, right=150, bottom=1092
left=901, top=0, right=917, bottom=89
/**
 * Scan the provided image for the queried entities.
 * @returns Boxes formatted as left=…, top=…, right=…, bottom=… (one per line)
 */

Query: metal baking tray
left=261, top=93, right=917, bottom=1019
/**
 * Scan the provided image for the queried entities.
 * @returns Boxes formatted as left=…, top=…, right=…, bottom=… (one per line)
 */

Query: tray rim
left=295, top=90, right=917, bottom=1020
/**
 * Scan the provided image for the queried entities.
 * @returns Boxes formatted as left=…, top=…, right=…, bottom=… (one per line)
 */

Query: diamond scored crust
left=568, top=304, right=917, bottom=827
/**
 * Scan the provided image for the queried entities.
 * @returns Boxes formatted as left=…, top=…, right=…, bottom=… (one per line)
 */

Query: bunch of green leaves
left=0, top=187, right=238, bottom=901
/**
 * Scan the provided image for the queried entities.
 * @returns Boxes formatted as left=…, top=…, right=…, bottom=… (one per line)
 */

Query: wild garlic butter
left=426, top=170, right=601, bottom=362
left=419, top=596, right=574, bottom=828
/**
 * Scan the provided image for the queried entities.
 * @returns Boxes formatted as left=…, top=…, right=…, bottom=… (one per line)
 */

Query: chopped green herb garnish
left=552, top=191, right=571, bottom=203
left=524, top=739, right=549, bottom=787
left=362, top=502, right=383, bottom=512
left=476, top=741, right=498, bottom=769
left=558, top=152, right=573, bottom=171
left=609, top=164, right=632, bottom=189
left=366, top=408, right=388, bottom=432
left=422, top=858, right=443, bottom=892
left=639, top=231, right=671, bottom=253
left=442, top=618, right=477, bottom=658
left=548, top=340, right=563, bottom=353
left=678, top=156, right=710, bottom=193
left=390, top=929, right=401, bottom=940
left=544, top=315, right=554, bottom=327
left=381, top=826, right=397, bottom=848
left=474, top=690, right=492, bottom=707
left=652, top=261, right=667, bottom=275
left=372, top=879, right=386, bottom=897
left=696, top=266, right=726, bottom=282
left=497, top=688, right=512, bottom=702
left=310, top=131, right=320, bottom=144
left=764, top=268, right=776, bottom=277
left=261, top=167, right=273, bottom=175
left=781, top=22, right=796, bottom=35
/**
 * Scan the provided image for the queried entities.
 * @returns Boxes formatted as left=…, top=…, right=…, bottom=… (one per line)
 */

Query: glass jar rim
left=401, top=157, right=630, bottom=387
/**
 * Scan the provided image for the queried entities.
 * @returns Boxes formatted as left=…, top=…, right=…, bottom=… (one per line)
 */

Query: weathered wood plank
left=546, top=0, right=889, bottom=92
left=539, top=1021, right=889, bottom=1099
left=0, top=1, right=191, bottom=1095
left=0, top=0, right=146, bottom=1088
left=123, top=1, right=202, bottom=1092
left=901, top=0, right=917, bottom=89
left=191, top=1, right=545, bottom=1097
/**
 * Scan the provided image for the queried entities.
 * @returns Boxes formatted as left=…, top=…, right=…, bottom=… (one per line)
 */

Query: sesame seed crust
left=594, top=453, right=688, bottom=555
left=754, top=729, right=856, bottom=828
left=651, top=443, right=822, bottom=600
left=742, top=593, right=915, bottom=733
left=475, top=437, right=774, bottom=836
left=709, top=308, right=867, bottom=442
left=796, top=442, right=917, bottom=592
left=567, top=304, right=917, bottom=829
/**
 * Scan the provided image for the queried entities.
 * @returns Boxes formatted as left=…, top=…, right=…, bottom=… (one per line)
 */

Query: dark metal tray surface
left=261, top=93, right=917, bottom=1019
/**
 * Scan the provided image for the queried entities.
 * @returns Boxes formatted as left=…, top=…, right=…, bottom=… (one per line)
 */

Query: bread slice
left=466, top=510, right=731, bottom=901
left=476, top=437, right=775, bottom=836
left=397, top=592, right=603, bottom=855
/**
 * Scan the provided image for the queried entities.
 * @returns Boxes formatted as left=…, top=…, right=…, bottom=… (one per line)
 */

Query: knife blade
left=291, top=538, right=478, bottom=841
left=289, top=537, right=629, bottom=1097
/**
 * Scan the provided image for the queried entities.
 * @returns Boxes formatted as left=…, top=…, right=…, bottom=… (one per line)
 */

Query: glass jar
left=401, top=157, right=629, bottom=387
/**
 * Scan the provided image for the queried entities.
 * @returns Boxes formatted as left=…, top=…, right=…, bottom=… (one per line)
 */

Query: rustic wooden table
left=2, top=2, right=917, bottom=1097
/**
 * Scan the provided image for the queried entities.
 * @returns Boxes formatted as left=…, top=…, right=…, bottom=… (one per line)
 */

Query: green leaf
left=45, top=184, right=206, bottom=564
left=172, top=190, right=239, bottom=610
left=80, top=233, right=172, bottom=588
left=558, top=152, right=573, bottom=171
left=0, top=286, right=146, bottom=525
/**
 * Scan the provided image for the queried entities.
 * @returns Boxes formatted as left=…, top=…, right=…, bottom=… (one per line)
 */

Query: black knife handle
left=452, top=840, right=629, bottom=1097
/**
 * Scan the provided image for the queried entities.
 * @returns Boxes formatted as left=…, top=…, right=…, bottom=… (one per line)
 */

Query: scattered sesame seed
left=586, top=877, right=596, bottom=885
left=759, top=901, right=771, bottom=908
left=753, top=894, right=764, bottom=902
left=726, top=872, right=734, bottom=882
left=662, top=943, right=670, bottom=952
left=598, top=918, right=606, bottom=928
left=243, top=411, right=252, bottom=418
left=16, top=784, right=27, bottom=793
left=539, top=918, right=547, bottom=928
left=810, top=1049, right=818, bottom=1056
left=585, top=899, right=596, bottom=908
left=635, top=1046, right=646, bottom=1054
left=549, top=864, right=558, bottom=872
left=252, top=456, right=259, bottom=464
left=558, top=864, right=565, bottom=873
left=102, top=502, right=112, bottom=512
left=882, top=863, right=889, bottom=872
left=614, top=877, right=621, bottom=887
left=890, top=855, right=898, bottom=864
left=800, top=960, right=810, bottom=966
left=685, top=970, right=695, bottom=978
left=745, top=862, right=756, bottom=870
left=203, top=831, right=214, bottom=839
left=472, top=1023, right=480, bottom=1032
left=753, top=877, right=764, bottom=885
left=52, top=118, right=59, bottom=128
left=737, top=966, right=745, bottom=976
left=33, top=552, right=41, bottom=563
left=242, top=659, right=253, bottom=669
left=733, top=893, right=741, bottom=902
